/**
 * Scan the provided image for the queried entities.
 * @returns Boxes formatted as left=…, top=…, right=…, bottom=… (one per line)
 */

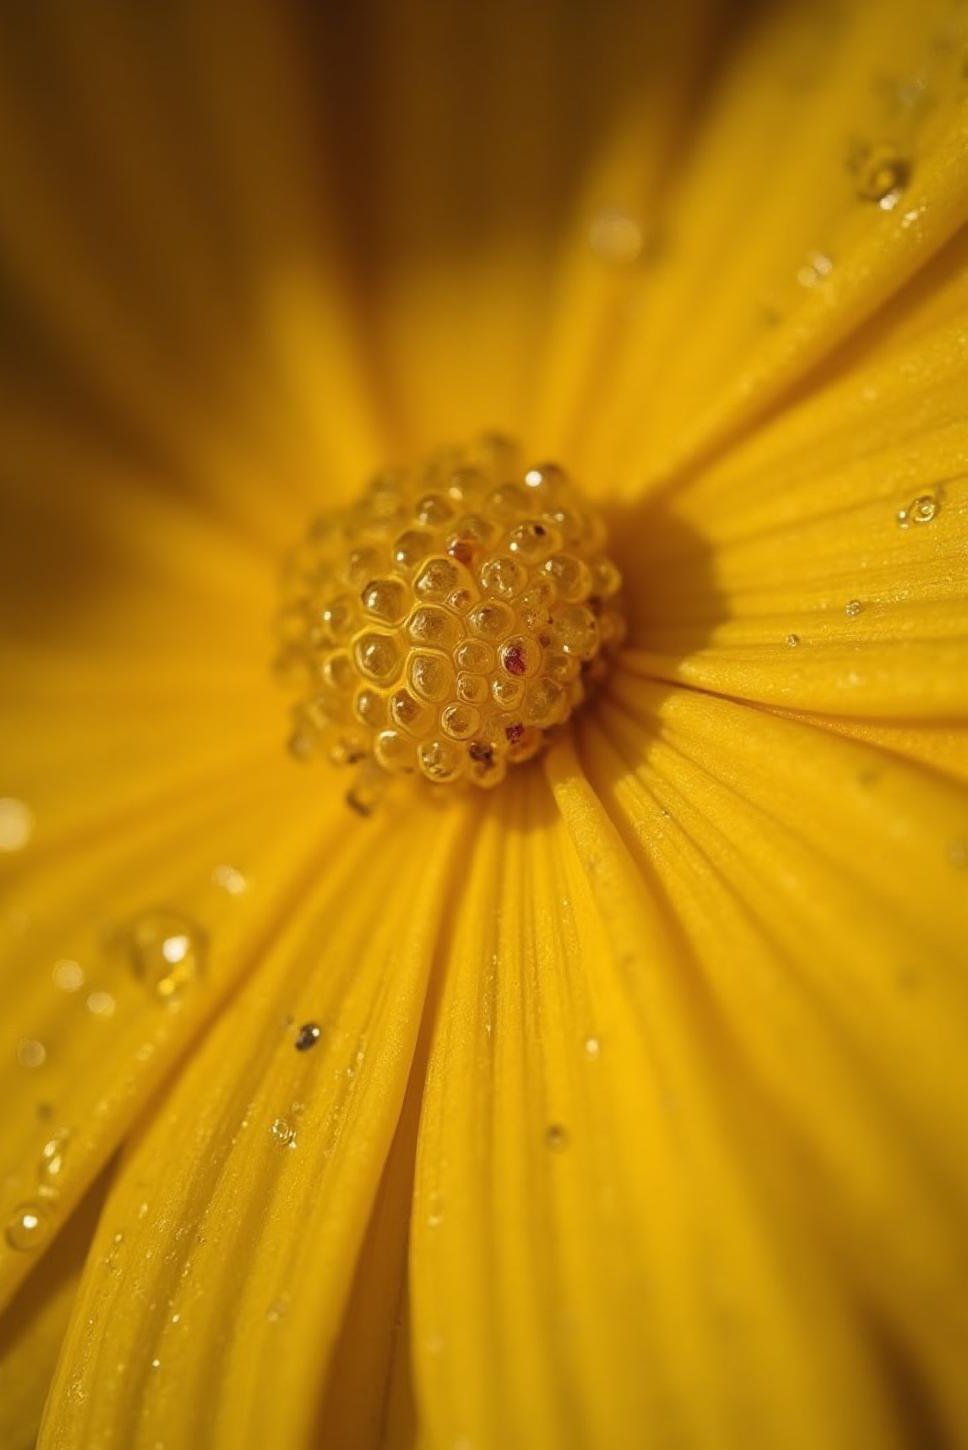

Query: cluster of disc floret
left=276, top=436, right=625, bottom=808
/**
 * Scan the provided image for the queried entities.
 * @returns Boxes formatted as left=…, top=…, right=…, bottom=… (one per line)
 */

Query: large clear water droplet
left=5, top=1200, right=51, bottom=1252
left=120, top=910, right=207, bottom=1005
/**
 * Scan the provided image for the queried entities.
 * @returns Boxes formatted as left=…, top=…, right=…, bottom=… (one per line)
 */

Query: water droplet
left=851, top=142, right=910, bottom=211
left=896, top=494, right=938, bottom=528
left=583, top=1036, right=601, bottom=1060
left=5, top=1200, right=51, bottom=1251
left=16, top=1038, right=46, bottom=1069
left=545, top=1123, right=570, bottom=1152
left=588, top=209, right=645, bottom=265
left=796, top=251, right=833, bottom=287
left=0, top=798, right=33, bottom=852
left=426, top=1193, right=444, bottom=1228
left=52, top=959, right=84, bottom=992
left=785, top=634, right=801, bottom=648
left=211, top=864, right=247, bottom=896
left=37, top=1130, right=70, bottom=1197
left=120, top=910, right=207, bottom=1005
left=844, top=599, right=864, bottom=618
left=150, top=1358, right=161, bottom=1371
left=294, top=1022, right=321, bottom=1052
left=86, top=990, right=116, bottom=1018
left=270, top=1118, right=296, bottom=1147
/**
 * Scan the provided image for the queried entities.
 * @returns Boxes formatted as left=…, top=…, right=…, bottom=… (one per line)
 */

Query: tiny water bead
left=897, top=493, right=939, bottom=528
left=849, top=141, right=911, bottom=211
left=5, top=1200, right=51, bottom=1252
left=588, top=208, right=645, bottom=265
left=114, top=909, right=207, bottom=1005
left=16, top=1037, right=46, bottom=1069
left=211, top=863, right=248, bottom=896
left=86, top=990, right=116, bottom=1018
left=270, top=1117, right=297, bottom=1147
left=52, top=959, right=85, bottom=993
left=844, top=599, right=864, bottom=618
left=796, top=251, right=834, bottom=288
left=277, top=437, right=626, bottom=799
left=37, top=1131, right=70, bottom=1198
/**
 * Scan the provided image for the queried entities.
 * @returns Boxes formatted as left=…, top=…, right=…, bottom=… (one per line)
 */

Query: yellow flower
left=1, top=1, right=967, bottom=1446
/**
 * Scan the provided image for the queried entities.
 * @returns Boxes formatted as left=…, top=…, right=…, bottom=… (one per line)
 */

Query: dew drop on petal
left=785, top=634, right=801, bottom=648
left=120, top=910, right=207, bottom=1005
left=844, top=599, right=864, bottom=618
left=583, top=1036, right=601, bottom=1060
left=796, top=251, right=833, bottom=287
left=16, top=1037, right=46, bottom=1069
left=52, top=959, right=84, bottom=993
left=588, top=208, right=644, bottom=265
left=37, top=1130, right=70, bottom=1197
left=851, top=142, right=911, bottom=211
left=270, top=1118, right=296, bottom=1147
left=5, top=1200, right=51, bottom=1252
left=0, top=798, right=33, bottom=852
left=897, top=493, right=938, bottom=529
left=211, top=864, right=248, bottom=896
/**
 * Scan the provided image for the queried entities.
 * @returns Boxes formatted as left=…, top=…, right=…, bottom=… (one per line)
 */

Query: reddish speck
left=533, top=524, right=546, bottom=537
left=448, top=539, right=474, bottom=566
left=468, top=741, right=494, bottom=765
left=505, top=723, right=525, bottom=745
left=503, top=644, right=526, bottom=677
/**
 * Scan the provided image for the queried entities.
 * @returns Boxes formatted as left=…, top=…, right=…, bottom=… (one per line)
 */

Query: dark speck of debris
left=295, top=1022, right=322, bottom=1051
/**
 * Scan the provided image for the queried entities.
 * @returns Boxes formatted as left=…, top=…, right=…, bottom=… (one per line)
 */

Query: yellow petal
left=39, top=797, right=469, bottom=1449
left=318, top=1059, right=424, bottom=1450
left=769, top=710, right=968, bottom=783
left=0, top=752, right=341, bottom=1311
left=576, top=685, right=968, bottom=1433
left=616, top=298, right=968, bottom=718
left=411, top=757, right=909, bottom=1448
left=588, top=0, right=968, bottom=484
left=0, top=1175, right=110, bottom=1450
left=0, top=1, right=382, bottom=519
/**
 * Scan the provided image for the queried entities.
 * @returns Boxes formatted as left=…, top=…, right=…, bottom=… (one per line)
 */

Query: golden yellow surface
left=0, top=1, right=966, bottom=1447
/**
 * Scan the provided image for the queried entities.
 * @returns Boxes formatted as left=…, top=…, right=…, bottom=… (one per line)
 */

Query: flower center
left=276, top=435, right=625, bottom=809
